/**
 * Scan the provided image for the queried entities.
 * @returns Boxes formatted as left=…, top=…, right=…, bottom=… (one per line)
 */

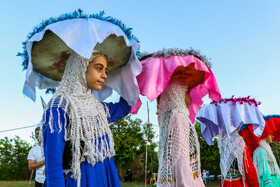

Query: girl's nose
left=102, top=70, right=107, bottom=79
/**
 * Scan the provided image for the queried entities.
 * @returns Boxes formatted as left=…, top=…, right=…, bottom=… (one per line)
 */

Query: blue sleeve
left=103, top=97, right=132, bottom=123
left=42, top=107, right=68, bottom=187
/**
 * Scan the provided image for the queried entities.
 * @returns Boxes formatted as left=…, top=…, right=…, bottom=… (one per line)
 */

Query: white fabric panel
left=24, top=18, right=141, bottom=107
left=197, top=102, right=265, bottom=145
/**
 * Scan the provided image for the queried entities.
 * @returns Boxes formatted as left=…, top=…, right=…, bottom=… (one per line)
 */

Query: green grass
left=0, top=181, right=153, bottom=187
left=120, top=182, right=154, bottom=187
left=0, top=180, right=221, bottom=187
left=121, top=180, right=221, bottom=187
left=205, top=180, right=221, bottom=187
left=0, top=181, right=35, bottom=187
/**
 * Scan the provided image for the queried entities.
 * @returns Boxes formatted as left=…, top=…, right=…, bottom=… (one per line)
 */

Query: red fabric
left=239, top=117, right=280, bottom=154
left=220, top=148, right=259, bottom=187
left=239, top=125, right=260, bottom=155
left=221, top=179, right=244, bottom=187
left=272, top=118, right=280, bottom=141
left=243, top=147, right=259, bottom=187
left=260, top=118, right=280, bottom=140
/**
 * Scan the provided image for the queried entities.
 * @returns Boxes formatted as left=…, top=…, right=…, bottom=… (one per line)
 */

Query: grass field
left=0, top=180, right=221, bottom=187
left=205, top=180, right=221, bottom=187
left=0, top=181, right=35, bottom=187
left=120, top=180, right=220, bottom=187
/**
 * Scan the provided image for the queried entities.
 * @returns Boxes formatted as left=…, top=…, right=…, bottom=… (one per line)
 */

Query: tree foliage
left=0, top=118, right=222, bottom=181
left=110, top=115, right=158, bottom=180
left=271, top=141, right=280, bottom=166
left=0, top=136, right=33, bottom=180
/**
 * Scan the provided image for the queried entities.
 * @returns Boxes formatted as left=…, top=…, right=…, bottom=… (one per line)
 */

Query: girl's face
left=266, top=134, right=274, bottom=143
left=86, top=56, right=108, bottom=91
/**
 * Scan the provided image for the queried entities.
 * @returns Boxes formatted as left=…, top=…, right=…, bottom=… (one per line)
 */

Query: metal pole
left=145, top=139, right=148, bottom=187
left=145, top=101, right=150, bottom=187
left=28, top=170, right=34, bottom=187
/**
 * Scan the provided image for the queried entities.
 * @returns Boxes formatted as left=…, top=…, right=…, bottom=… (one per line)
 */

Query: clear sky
left=0, top=0, right=280, bottom=143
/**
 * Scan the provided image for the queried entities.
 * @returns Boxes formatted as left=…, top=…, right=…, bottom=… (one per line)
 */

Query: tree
left=143, top=122, right=159, bottom=175
left=194, top=121, right=220, bottom=176
left=110, top=115, right=158, bottom=181
left=0, top=136, right=32, bottom=180
left=271, top=141, right=280, bottom=166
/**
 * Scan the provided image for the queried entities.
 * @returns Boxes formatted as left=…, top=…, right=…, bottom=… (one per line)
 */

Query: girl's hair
left=89, top=52, right=108, bottom=63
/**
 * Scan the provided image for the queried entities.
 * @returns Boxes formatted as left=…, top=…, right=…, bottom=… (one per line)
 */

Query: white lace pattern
left=218, top=130, right=246, bottom=186
left=41, top=52, right=114, bottom=187
left=157, top=80, right=202, bottom=186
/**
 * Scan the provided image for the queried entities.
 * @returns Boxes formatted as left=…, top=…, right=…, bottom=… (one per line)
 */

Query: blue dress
left=42, top=97, right=131, bottom=187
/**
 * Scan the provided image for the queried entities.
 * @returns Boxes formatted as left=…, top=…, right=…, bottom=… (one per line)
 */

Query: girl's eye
left=97, top=67, right=102, bottom=71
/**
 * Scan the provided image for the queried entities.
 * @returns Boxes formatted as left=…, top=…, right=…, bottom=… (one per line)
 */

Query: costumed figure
left=197, top=96, right=265, bottom=187
left=239, top=115, right=280, bottom=186
left=18, top=10, right=142, bottom=187
left=132, top=48, right=221, bottom=186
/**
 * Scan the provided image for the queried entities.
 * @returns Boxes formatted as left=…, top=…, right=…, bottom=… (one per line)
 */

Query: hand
left=185, top=92, right=192, bottom=108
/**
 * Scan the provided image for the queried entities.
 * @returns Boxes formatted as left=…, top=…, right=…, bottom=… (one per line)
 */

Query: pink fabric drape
left=131, top=55, right=221, bottom=123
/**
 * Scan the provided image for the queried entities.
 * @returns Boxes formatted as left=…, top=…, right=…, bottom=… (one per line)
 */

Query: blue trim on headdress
left=263, top=115, right=280, bottom=120
left=239, top=115, right=280, bottom=133
left=17, top=9, right=139, bottom=70
left=238, top=124, right=251, bottom=133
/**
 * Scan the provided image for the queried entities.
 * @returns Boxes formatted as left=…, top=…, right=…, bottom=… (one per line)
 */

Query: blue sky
left=0, top=0, right=280, bottom=143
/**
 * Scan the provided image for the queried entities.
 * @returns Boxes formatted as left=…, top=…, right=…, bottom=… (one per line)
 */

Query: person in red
left=218, top=129, right=259, bottom=187
left=239, top=115, right=280, bottom=186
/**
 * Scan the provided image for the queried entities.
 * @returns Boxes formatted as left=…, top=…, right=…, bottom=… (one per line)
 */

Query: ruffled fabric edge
left=18, top=9, right=139, bottom=70
left=196, top=102, right=265, bottom=145
left=22, top=18, right=142, bottom=107
left=131, top=55, right=221, bottom=123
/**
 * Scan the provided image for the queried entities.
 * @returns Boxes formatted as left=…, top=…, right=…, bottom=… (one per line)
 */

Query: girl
left=42, top=51, right=131, bottom=187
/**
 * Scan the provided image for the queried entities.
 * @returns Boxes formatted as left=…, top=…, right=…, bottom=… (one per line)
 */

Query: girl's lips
left=98, top=81, right=104, bottom=86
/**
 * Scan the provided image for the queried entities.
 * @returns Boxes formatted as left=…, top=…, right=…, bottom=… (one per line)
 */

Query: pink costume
left=132, top=49, right=221, bottom=186
left=157, top=80, right=204, bottom=186
left=131, top=51, right=221, bottom=123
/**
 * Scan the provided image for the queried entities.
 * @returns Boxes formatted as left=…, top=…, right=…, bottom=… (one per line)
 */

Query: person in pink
left=202, top=170, right=207, bottom=184
left=156, top=79, right=204, bottom=186
left=132, top=48, right=221, bottom=187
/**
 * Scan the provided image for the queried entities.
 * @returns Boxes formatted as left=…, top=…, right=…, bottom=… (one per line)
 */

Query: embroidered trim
left=264, top=179, right=274, bottom=185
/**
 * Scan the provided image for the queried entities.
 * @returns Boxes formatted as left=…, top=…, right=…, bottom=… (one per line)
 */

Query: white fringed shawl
left=41, top=52, right=114, bottom=187
left=157, top=80, right=202, bottom=186
left=218, top=130, right=246, bottom=186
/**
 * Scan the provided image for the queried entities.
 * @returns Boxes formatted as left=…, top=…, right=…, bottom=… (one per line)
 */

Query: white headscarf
left=41, top=51, right=114, bottom=187
left=157, top=80, right=201, bottom=186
